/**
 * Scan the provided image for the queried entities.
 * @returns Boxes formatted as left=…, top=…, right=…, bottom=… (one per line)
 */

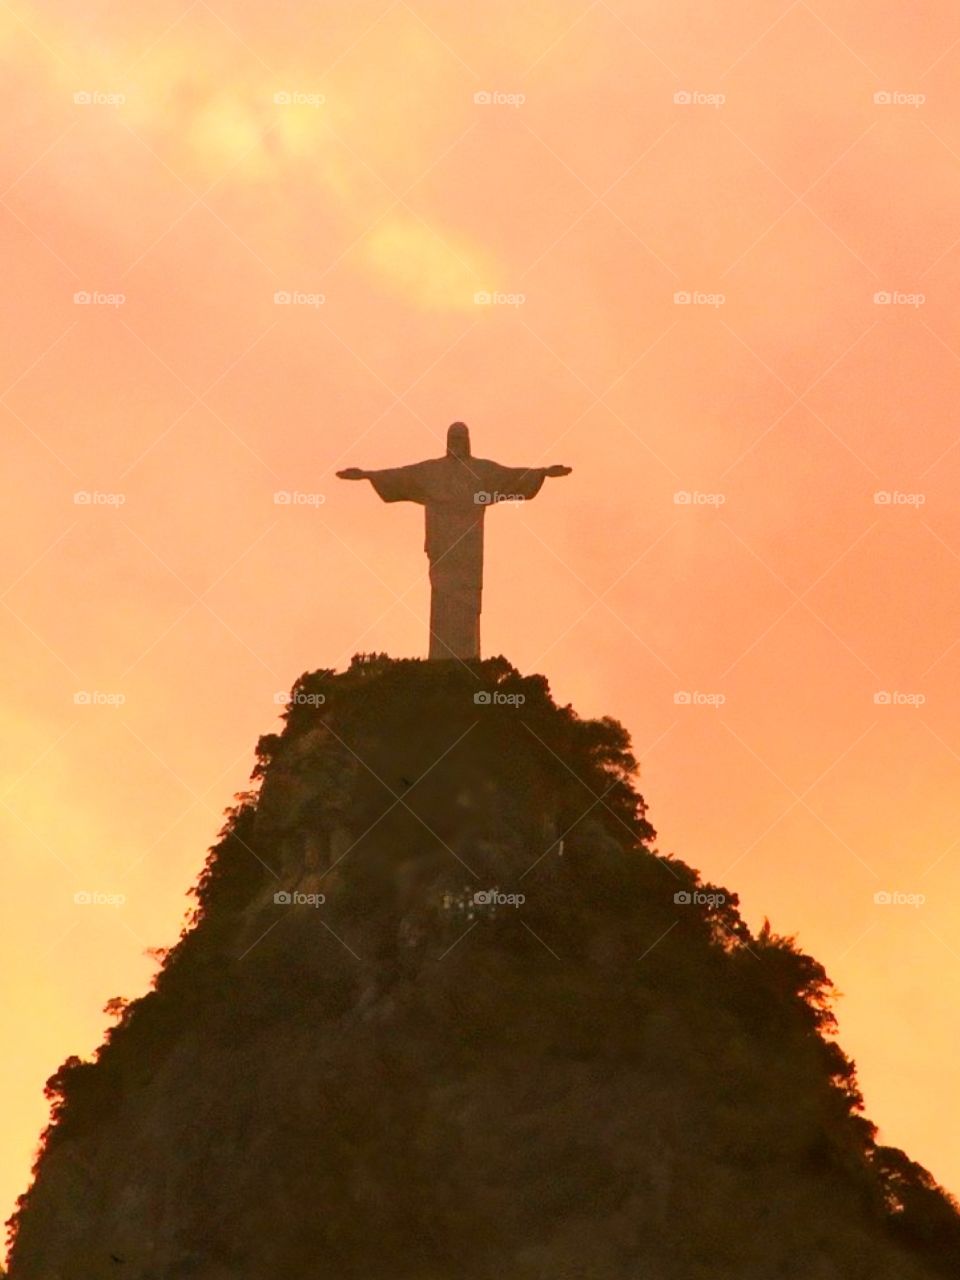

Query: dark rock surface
left=8, top=656, right=959, bottom=1279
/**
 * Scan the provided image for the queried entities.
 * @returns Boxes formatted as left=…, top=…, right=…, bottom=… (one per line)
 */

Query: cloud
left=360, top=215, right=494, bottom=309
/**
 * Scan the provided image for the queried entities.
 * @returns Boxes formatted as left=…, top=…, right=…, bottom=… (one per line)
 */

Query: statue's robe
left=367, top=455, right=547, bottom=660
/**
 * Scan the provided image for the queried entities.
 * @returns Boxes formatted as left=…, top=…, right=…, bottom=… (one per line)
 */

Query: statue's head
left=446, top=422, right=471, bottom=459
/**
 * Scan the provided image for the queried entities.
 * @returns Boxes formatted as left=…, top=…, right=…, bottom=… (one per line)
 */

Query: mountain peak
left=8, top=658, right=959, bottom=1279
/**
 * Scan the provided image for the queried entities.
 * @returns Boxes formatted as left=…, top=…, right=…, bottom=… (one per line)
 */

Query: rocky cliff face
left=7, top=656, right=960, bottom=1280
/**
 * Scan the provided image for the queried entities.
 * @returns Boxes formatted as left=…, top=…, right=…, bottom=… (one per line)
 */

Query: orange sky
left=3, top=0, right=960, bottom=1228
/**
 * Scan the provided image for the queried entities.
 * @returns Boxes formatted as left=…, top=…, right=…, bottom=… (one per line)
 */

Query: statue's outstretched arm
left=544, top=465, right=572, bottom=478
left=338, top=462, right=430, bottom=505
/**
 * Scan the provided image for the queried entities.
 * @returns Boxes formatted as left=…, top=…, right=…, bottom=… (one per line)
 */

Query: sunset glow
left=3, top=0, right=960, bottom=1236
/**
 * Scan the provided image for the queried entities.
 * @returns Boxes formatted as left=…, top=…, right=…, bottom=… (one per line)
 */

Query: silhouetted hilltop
left=8, top=656, right=960, bottom=1279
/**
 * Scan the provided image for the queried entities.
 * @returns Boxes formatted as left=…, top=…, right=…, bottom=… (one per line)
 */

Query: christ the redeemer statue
left=337, top=422, right=571, bottom=661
